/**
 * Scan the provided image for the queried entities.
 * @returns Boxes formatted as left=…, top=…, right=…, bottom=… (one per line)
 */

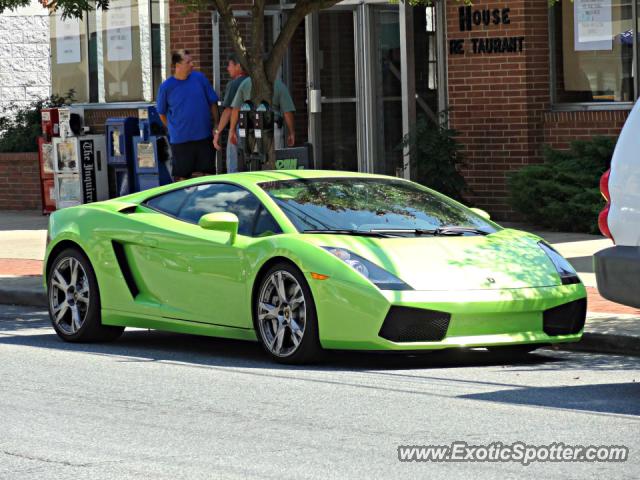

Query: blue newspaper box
left=106, top=117, right=138, bottom=197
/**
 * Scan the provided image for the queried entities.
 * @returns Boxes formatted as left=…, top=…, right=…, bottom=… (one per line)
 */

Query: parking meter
left=238, top=101, right=253, bottom=155
left=254, top=102, right=273, bottom=155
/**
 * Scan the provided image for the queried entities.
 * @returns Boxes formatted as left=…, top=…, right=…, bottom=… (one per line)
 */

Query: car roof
left=107, top=170, right=405, bottom=206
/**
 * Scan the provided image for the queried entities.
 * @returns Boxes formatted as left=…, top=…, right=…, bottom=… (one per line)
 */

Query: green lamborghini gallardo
left=44, top=170, right=586, bottom=363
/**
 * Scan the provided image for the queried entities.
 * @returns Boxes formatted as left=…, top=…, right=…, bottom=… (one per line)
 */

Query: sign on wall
left=106, top=0, right=133, bottom=62
left=574, top=0, right=612, bottom=51
left=449, top=6, right=525, bottom=55
left=55, top=15, right=81, bottom=64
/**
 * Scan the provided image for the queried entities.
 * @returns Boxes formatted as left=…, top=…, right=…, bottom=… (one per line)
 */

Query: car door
left=126, top=182, right=279, bottom=328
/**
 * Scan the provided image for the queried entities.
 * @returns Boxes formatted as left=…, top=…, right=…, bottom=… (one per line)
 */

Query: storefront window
left=51, top=12, right=93, bottom=102
left=50, top=0, right=170, bottom=104
left=553, top=0, right=635, bottom=103
left=102, top=0, right=143, bottom=102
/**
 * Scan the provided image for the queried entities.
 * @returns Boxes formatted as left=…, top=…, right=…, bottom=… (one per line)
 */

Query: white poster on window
left=55, top=15, right=81, bottom=64
left=106, top=0, right=133, bottom=62
left=574, top=0, right=612, bottom=51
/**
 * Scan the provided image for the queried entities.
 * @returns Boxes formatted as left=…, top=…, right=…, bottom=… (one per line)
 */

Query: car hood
left=302, top=229, right=562, bottom=290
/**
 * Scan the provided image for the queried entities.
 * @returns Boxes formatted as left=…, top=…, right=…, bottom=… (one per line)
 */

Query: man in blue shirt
left=157, top=50, right=220, bottom=180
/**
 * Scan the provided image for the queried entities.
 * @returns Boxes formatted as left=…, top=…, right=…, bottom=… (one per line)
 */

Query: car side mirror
left=198, top=212, right=239, bottom=244
left=470, top=207, right=491, bottom=220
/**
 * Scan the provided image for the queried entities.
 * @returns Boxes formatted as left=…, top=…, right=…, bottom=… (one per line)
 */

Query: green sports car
left=44, top=170, right=587, bottom=363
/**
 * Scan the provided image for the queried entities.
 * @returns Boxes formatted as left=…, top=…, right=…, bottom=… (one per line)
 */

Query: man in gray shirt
left=228, top=76, right=296, bottom=169
left=213, top=55, right=247, bottom=173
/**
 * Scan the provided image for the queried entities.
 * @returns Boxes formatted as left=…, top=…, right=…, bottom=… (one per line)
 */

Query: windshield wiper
left=369, top=227, right=490, bottom=236
left=301, top=229, right=398, bottom=238
left=435, top=226, right=490, bottom=236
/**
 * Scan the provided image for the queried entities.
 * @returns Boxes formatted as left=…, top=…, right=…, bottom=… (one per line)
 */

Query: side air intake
left=111, top=241, right=139, bottom=298
left=543, top=298, right=587, bottom=336
left=379, top=306, right=450, bottom=342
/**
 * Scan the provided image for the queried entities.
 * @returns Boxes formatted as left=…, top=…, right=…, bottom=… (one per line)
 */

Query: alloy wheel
left=49, top=256, right=90, bottom=335
left=257, top=270, right=307, bottom=357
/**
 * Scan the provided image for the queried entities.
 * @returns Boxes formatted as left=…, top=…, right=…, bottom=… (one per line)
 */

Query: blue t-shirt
left=156, top=71, right=219, bottom=144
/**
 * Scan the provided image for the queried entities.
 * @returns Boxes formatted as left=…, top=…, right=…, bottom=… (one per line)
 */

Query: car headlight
left=538, top=241, right=581, bottom=285
left=322, top=247, right=413, bottom=290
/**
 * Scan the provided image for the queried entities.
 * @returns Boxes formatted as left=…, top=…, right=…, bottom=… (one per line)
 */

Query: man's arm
left=213, top=108, right=232, bottom=150
left=159, top=114, right=168, bottom=128
left=210, top=102, right=220, bottom=129
left=228, top=108, right=240, bottom=145
left=283, top=111, right=295, bottom=147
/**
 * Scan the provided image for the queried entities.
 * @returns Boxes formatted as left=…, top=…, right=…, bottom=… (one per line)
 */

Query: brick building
left=44, top=0, right=634, bottom=219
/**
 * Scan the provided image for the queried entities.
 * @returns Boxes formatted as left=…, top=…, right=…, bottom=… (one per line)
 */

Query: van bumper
left=594, top=246, right=640, bottom=309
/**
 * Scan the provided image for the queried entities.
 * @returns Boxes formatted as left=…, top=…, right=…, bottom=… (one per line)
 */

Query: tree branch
left=251, top=0, right=265, bottom=67
left=210, top=0, right=250, bottom=74
left=265, top=0, right=341, bottom=82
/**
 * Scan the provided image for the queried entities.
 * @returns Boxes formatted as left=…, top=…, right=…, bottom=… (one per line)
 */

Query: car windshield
left=259, top=177, right=498, bottom=235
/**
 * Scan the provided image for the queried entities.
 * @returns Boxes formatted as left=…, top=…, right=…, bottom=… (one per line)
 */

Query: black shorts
left=171, top=138, right=216, bottom=178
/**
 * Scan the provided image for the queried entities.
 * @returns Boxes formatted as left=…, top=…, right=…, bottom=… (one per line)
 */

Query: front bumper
left=309, top=276, right=587, bottom=351
left=594, top=245, right=640, bottom=309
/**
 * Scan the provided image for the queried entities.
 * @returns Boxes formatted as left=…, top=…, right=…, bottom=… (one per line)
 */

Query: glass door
left=307, top=9, right=360, bottom=171
left=369, top=5, right=402, bottom=176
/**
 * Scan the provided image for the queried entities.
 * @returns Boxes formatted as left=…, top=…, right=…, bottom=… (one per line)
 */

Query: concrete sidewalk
left=1, top=211, right=638, bottom=356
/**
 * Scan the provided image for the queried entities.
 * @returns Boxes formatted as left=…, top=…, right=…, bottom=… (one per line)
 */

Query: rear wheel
left=254, top=262, right=322, bottom=364
left=48, top=248, right=124, bottom=342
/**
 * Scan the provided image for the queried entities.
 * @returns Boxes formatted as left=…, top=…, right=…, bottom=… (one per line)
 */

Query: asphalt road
left=0, top=305, right=638, bottom=479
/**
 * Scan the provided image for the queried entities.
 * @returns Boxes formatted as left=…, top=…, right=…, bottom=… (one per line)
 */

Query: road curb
left=558, top=333, right=640, bottom=357
left=0, top=288, right=47, bottom=308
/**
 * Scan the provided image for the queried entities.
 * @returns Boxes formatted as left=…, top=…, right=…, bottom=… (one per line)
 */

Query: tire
left=487, top=345, right=541, bottom=356
left=47, top=247, right=124, bottom=342
left=253, top=261, right=322, bottom=364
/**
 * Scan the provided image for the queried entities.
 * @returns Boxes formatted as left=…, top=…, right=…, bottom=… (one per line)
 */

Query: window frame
left=142, top=181, right=284, bottom=238
left=549, top=1, right=638, bottom=111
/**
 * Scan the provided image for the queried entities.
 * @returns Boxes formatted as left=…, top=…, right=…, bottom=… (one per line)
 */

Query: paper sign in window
left=106, top=0, right=133, bottom=62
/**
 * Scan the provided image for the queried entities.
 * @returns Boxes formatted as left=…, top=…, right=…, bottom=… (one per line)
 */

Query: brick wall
left=446, top=0, right=550, bottom=220
left=0, top=152, right=41, bottom=210
left=169, top=0, right=217, bottom=84
left=543, top=110, right=628, bottom=150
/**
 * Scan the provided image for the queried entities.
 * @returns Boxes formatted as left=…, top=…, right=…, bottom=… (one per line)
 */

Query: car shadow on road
left=2, top=319, right=639, bottom=374
left=459, top=382, right=640, bottom=416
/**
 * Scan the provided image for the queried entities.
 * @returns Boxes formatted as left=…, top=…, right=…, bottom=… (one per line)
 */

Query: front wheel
left=48, top=248, right=124, bottom=342
left=254, top=262, right=322, bottom=364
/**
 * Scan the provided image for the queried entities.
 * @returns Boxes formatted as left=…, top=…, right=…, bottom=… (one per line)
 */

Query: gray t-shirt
left=231, top=77, right=296, bottom=115
left=222, top=75, right=248, bottom=108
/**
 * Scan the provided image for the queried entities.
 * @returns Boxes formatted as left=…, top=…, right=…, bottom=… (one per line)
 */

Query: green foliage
left=507, top=136, right=615, bottom=234
left=398, top=113, right=467, bottom=202
left=0, top=91, right=75, bottom=153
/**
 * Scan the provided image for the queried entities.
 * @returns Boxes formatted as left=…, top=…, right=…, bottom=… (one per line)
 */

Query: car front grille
left=543, top=298, right=587, bottom=336
left=379, top=306, right=451, bottom=342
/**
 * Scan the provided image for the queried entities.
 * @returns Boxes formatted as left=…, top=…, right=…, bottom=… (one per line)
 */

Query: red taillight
left=598, top=205, right=612, bottom=240
left=598, top=169, right=614, bottom=242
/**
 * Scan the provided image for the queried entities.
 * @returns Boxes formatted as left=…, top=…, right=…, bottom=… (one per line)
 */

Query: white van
left=593, top=100, right=640, bottom=308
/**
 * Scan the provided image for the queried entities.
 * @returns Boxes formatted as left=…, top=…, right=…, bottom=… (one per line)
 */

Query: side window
left=176, top=183, right=261, bottom=236
left=145, top=188, right=191, bottom=217
left=253, top=206, right=283, bottom=237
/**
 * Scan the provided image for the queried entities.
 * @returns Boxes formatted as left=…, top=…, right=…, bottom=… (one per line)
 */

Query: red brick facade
left=446, top=0, right=627, bottom=219
left=0, top=1, right=632, bottom=216
left=0, top=153, right=41, bottom=210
